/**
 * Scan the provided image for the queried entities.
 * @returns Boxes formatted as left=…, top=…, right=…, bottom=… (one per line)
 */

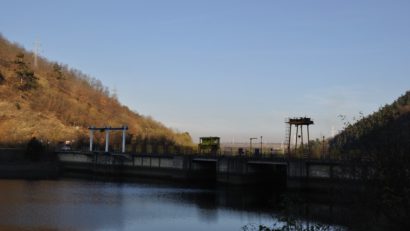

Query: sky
left=1, top=0, right=409, bottom=143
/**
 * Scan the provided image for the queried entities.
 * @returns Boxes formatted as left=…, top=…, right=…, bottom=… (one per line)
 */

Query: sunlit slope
left=0, top=34, right=192, bottom=147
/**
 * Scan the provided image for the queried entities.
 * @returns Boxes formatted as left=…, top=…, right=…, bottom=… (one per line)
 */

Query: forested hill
left=330, top=92, right=410, bottom=230
left=0, top=34, right=192, bottom=147
left=330, top=91, right=410, bottom=157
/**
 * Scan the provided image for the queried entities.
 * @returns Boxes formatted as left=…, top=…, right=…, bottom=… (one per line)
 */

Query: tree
left=0, top=71, right=4, bottom=84
left=13, top=53, right=38, bottom=90
left=329, top=91, right=410, bottom=229
left=26, top=136, right=44, bottom=161
left=52, top=62, right=64, bottom=80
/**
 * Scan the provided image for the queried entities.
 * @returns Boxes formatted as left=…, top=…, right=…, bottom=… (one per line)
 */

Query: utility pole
left=260, top=136, right=263, bottom=155
left=322, top=136, right=325, bottom=159
left=33, top=40, right=41, bottom=68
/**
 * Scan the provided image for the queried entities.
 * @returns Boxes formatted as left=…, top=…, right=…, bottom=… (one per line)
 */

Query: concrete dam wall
left=58, top=152, right=288, bottom=186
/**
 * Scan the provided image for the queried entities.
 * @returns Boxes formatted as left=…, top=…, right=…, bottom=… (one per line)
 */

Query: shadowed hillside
left=0, top=34, right=192, bottom=148
left=330, top=91, right=410, bottom=157
left=330, top=91, right=410, bottom=230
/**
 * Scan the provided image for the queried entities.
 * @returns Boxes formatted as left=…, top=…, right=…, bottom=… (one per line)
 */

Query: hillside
left=0, top=34, right=192, bottom=148
left=329, top=91, right=410, bottom=230
left=330, top=90, right=410, bottom=157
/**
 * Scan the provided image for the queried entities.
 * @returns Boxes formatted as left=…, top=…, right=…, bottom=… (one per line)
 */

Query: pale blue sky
left=1, top=0, right=409, bottom=143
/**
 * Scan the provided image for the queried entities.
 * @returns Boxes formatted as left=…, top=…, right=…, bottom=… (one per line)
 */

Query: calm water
left=0, top=179, right=343, bottom=231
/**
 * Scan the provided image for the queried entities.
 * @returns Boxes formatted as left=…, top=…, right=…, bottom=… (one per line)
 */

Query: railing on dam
left=57, top=150, right=290, bottom=163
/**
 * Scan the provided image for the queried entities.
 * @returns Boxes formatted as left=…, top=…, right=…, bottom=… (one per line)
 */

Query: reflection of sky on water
left=0, top=179, right=277, bottom=231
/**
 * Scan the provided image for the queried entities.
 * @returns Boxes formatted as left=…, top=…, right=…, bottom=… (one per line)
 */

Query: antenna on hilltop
left=112, top=85, right=118, bottom=100
left=33, top=39, right=41, bottom=68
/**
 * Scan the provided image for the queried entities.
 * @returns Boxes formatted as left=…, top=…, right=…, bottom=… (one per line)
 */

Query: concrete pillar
left=105, top=128, right=110, bottom=152
left=307, top=125, right=311, bottom=154
left=295, top=125, right=299, bottom=153
left=122, top=127, right=126, bottom=153
left=287, top=124, right=292, bottom=157
left=89, top=129, right=94, bottom=152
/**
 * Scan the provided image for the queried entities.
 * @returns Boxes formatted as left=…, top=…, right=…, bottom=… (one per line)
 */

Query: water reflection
left=0, top=180, right=125, bottom=230
left=0, top=179, right=344, bottom=231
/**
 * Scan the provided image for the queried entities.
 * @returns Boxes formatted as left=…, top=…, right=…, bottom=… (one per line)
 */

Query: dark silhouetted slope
left=330, top=91, right=410, bottom=156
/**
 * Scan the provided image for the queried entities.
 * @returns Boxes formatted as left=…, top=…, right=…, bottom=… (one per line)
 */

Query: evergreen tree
left=0, top=71, right=4, bottom=84
left=13, top=53, right=38, bottom=90
left=52, top=62, right=64, bottom=80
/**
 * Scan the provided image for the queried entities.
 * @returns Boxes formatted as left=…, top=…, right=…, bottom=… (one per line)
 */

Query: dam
left=57, top=151, right=364, bottom=190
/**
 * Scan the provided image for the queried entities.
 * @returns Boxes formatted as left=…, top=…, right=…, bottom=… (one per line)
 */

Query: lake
left=0, top=179, right=345, bottom=231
